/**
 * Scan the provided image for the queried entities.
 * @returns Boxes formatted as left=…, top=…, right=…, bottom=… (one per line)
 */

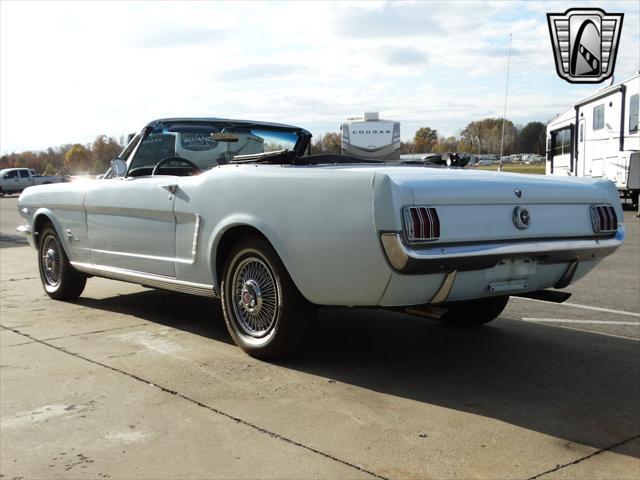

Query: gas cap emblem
left=514, top=188, right=522, bottom=198
left=513, top=206, right=530, bottom=230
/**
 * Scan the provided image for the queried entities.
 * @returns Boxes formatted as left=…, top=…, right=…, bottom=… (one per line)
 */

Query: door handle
left=161, top=184, right=177, bottom=194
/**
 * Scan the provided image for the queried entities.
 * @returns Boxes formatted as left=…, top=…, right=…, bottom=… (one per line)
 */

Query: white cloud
left=1, top=0, right=638, bottom=153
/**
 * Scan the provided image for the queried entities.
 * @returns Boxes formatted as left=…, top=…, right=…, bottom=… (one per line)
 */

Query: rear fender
left=207, top=214, right=292, bottom=294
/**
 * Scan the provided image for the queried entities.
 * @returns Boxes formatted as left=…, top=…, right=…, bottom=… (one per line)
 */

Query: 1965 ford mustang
left=17, top=117, right=625, bottom=357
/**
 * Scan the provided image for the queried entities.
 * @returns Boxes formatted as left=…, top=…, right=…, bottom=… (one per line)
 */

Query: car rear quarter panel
left=176, top=165, right=394, bottom=305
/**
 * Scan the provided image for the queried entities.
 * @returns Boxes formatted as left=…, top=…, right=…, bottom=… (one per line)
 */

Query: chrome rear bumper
left=380, top=225, right=625, bottom=275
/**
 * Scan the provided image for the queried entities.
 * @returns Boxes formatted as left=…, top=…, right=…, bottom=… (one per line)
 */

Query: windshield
left=127, top=122, right=303, bottom=176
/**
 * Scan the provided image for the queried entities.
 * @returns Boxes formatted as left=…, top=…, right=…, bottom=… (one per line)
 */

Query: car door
left=17, top=169, right=33, bottom=190
left=2, top=170, right=20, bottom=192
left=84, top=134, right=178, bottom=278
left=84, top=178, right=177, bottom=277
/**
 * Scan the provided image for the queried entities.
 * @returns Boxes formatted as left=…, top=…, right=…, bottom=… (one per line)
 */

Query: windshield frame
left=122, top=119, right=311, bottom=176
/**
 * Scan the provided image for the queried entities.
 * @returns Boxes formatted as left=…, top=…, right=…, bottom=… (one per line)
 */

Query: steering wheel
left=151, top=157, right=202, bottom=176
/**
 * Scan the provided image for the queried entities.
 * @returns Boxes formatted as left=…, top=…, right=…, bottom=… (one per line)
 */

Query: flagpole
left=498, top=33, right=512, bottom=173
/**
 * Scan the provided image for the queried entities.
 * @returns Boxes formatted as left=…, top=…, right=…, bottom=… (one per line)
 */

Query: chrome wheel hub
left=40, top=236, right=61, bottom=286
left=45, top=248, right=56, bottom=270
left=232, top=257, right=279, bottom=338
left=241, top=279, right=263, bottom=313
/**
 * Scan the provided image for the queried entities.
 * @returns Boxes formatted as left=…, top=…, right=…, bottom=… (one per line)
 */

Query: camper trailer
left=546, top=74, right=640, bottom=206
left=341, top=112, right=400, bottom=161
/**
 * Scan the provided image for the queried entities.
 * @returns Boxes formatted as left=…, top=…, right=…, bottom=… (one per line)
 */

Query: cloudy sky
left=1, top=0, right=638, bottom=153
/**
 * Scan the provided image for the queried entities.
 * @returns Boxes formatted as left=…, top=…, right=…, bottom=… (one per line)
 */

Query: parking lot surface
left=1, top=195, right=639, bottom=479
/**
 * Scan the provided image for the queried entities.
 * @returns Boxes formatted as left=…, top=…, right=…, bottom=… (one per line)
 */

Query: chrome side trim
left=380, top=225, right=624, bottom=275
left=190, top=214, right=201, bottom=263
left=430, top=270, right=457, bottom=304
left=70, top=261, right=217, bottom=298
left=91, top=249, right=187, bottom=264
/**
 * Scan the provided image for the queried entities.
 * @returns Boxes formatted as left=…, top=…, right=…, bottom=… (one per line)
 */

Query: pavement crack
left=3, top=325, right=389, bottom=480
left=526, top=434, right=640, bottom=480
left=0, top=323, right=151, bottom=347
left=42, top=323, right=152, bottom=342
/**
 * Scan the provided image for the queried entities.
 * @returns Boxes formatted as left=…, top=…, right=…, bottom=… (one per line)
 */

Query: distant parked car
left=0, top=168, right=65, bottom=196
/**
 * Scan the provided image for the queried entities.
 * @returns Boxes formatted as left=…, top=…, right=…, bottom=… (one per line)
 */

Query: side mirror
left=110, top=159, right=127, bottom=177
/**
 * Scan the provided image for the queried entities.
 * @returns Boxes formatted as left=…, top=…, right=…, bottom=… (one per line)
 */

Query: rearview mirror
left=211, top=132, right=239, bottom=142
left=110, top=159, right=127, bottom=177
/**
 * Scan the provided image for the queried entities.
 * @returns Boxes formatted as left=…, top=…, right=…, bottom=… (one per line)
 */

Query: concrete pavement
left=1, top=196, right=639, bottom=479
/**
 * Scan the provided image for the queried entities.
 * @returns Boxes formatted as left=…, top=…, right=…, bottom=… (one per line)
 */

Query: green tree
left=517, top=121, right=546, bottom=154
left=64, top=144, right=91, bottom=173
left=44, top=162, right=56, bottom=175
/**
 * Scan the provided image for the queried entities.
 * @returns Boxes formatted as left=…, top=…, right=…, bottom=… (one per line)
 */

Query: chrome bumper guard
left=380, top=225, right=625, bottom=275
left=16, top=224, right=35, bottom=248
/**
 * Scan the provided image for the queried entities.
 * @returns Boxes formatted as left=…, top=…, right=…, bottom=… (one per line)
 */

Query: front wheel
left=220, top=237, right=311, bottom=359
left=38, top=225, right=87, bottom=300
left=441, top=296, right=509, bottom=326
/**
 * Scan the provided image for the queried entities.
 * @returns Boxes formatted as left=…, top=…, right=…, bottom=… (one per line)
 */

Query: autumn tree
left=321, top=132, right=341, bottom=154
left=400, top=141, right=415, bottom=154
left=413, top=127, right=438, bottom=153
left=310, top=137, right=323, bottom=154
left=460, top=118, right=517, bottom=155
left=91, top=135, right=122, bottom=173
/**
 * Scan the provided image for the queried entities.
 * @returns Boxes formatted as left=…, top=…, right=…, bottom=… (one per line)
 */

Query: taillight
left=403, top=206, right=440, bottom=241
left=590, top=205, right=617, bottom=234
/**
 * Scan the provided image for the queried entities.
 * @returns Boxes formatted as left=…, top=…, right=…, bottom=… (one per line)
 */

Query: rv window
left=593, top=104, right=604, bottom=130
left=630, top=94, right=639, bottom=133
left=552, top=127, right=572, bottom=156
left=579, top=124, right=583, bottom=142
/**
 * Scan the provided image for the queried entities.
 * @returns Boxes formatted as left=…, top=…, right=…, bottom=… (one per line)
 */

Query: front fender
left=32, top=208, right=65, bottom=248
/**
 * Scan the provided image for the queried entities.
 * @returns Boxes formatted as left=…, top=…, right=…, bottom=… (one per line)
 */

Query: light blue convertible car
left=18, top=118, right=625, bottom=357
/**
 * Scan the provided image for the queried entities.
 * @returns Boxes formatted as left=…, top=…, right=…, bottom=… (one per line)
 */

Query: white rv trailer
left=341, top=112, right=401, bottom=161
left=546, top=74, right=640, bottom=206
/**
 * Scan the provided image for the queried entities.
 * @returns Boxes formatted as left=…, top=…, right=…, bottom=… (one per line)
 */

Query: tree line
left=312, top=119, right=546, bottom=156
left=0, top=135, right=125, bottom=175
left=1, top=118, right=547, bottom=175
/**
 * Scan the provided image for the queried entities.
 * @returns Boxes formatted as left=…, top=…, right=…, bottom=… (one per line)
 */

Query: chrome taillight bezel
left=589, top=204, right=618, bottom=234
left=402, top=206, right=440, bottom=242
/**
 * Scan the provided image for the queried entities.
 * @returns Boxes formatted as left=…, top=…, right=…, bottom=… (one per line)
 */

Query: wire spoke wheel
left=221, top=237, right=311, bottom=358
left=37, top=225, right=87, bottom=300
left=231, top=256, right=280, bottom=338
left=40, top=234, right=62, bottom=287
